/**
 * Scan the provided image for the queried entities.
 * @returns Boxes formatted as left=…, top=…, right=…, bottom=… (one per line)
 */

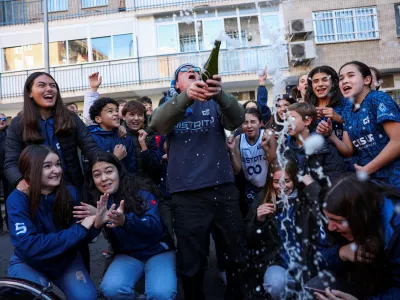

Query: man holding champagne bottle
left=150, top=51, right=252, bottom=299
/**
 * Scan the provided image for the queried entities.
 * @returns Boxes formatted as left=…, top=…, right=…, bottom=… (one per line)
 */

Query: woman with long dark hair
left=80, top=152, right=176, bottom=300
left=309, top=174, right=400, bottom=300
left=306, top=66, right=352, bottom=155
left=7, top=145, right=99, bottom=299
left=5, top=72, right=101, bottom=192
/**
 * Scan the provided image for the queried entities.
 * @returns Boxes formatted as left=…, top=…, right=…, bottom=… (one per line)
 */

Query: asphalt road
left=0, top=230, right=226, bottom=299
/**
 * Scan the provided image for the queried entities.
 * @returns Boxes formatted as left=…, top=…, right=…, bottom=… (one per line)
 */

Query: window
left=113, top=34, right=134, bottom=59
left=91, top=34, right=133, bottom=61
left=3, top=44, right=43, bottom=71
left=261, top=15, right=281, bottom=45
left=50, top=41, right=67, bottom=66
left=48, top=0, right=68, bottom=12
left=68, top=39, right=88, bottom=64
left=92, top=37, right=112, bottom=61
left=82, top=0, right=108, bottom=9
left=157, top=24, right=179, bottom=54
left=313, top=7, right=379, bottom=43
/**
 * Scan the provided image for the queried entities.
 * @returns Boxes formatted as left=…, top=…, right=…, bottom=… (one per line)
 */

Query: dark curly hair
left=89, top=97, right=118, bottom=122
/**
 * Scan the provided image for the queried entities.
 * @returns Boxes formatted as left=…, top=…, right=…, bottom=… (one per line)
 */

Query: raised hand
left=89, top=72, right=102, bottom=92
left=107, top=200, right=126, bottom=228
left=258, top=67, right=268, bottom=84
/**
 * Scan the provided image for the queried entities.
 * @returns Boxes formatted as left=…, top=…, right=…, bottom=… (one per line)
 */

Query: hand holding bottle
left=205, top=75, right=222, bottom=99
left=186, top=81, right=209, bottom=102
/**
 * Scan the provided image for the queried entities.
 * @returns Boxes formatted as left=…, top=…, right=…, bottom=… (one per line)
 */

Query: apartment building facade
left=282, top=0, right=400, bottom=103
left=0, top=0, right=399, bottom=117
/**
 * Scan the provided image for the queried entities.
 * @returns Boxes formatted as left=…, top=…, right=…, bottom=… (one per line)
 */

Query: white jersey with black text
left=240, top=129, right=268, bottom=188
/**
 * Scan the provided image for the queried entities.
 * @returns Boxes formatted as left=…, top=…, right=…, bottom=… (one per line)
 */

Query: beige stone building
left=282, top=0, right=400, bottom=103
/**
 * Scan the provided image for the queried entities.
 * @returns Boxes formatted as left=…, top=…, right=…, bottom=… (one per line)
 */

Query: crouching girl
left=82, top=152, right=176, bottom=300
left=7, top=145, right=99, bottom=300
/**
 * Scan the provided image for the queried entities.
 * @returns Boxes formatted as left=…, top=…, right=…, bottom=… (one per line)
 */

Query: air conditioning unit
left=289, top=40, right=316, bottom=61
left=289, top=19, right=313, bottom=34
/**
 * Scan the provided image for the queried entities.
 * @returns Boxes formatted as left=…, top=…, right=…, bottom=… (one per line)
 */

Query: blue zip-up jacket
left=323, top=198, right=400, bottom=299
left=104, top=190, right=172, bottom=261
left=257, top=85, right=272, bottom=125
left=84, top=125, right=136, bottom=175
left=7, top=185, right=100, bottom=279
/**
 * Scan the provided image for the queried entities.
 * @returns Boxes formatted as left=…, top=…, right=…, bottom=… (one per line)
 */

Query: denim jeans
left=100, top=250, right=177, bottom=300
left=263, top=265, right=296, bottom=300
left=8, top=254, right=97, bottom=300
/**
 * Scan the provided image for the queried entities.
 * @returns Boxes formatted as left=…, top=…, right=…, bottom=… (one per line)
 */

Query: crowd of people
left=0, top=59, right=398, bottom=300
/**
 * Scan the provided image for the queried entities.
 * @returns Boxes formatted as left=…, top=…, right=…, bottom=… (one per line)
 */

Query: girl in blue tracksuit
left=308, top=174, right=400, bottom=300
left=7, top=145, right=99, bottom=300
left=81, top=152, right=176, bottom=300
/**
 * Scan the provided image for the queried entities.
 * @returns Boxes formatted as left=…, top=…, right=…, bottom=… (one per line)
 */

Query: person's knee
left=65, top=284, right=97, bottom=300
left=263, top=265, right=288, bottom=300
left=101, top=279, right=134, bottom=299
left=146, top=285, right=177, bottom=300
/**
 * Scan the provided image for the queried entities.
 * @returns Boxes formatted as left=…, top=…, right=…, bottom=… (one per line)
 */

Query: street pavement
left=0, top=230, right=226, bottom=299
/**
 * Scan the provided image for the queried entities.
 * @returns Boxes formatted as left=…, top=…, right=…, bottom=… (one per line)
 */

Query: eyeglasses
left=0, top=118, right=6, bottom=122
left=179, top=67, right=201, bottom=74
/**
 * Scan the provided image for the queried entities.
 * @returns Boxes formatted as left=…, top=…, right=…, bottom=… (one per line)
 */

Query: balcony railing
left=0, top=0, right=257, bottom=26
left=0, top=45, right=288, bottom=99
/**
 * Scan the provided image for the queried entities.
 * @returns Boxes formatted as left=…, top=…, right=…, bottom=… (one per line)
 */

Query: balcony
left=0, top=45, right=289, bottom=100
left=0, top=0, right=264, bottom=26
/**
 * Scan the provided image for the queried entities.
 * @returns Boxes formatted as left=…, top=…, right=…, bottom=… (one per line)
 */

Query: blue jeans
left=263, top=265, right=296, bottom=300
left=8, top=254, right=97, bottom=300
left=101, top=250, right=177, bottom=300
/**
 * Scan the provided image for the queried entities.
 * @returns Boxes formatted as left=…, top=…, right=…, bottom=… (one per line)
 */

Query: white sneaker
left=219, top=271, right=227, bottom=286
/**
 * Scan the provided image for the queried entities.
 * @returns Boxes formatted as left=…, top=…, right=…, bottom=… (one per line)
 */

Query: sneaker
left=218, top=271, right=227, bottom=286
left=90, top=237, right=98, bottom=243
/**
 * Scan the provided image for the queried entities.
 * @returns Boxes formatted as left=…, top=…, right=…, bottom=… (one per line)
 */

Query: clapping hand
left=107, top=200, right=126, bottom=228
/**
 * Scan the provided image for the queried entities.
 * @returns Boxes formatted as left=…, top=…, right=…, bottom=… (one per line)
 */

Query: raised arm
left=257, top=68, right=271, bottom=125
left=83, top=72, right=102, bottom=125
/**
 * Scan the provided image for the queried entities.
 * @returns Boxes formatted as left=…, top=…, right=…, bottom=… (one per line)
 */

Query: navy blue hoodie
left=7, top=185, right=100, bottom=279
left=84, top=125, right=136, bottom=175
left=103, top=190, right=173, bottom=261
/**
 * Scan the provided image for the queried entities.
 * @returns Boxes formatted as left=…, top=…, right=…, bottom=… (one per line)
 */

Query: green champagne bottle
left=201, top=40, right=221, bottom=82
